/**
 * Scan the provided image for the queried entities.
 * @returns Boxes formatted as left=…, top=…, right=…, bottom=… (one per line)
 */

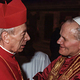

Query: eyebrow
left=21, top=29, right=27, bottom=35
left=62, top=35, right=68, bottom=41
left=23, top=29, right=27, bottom=32
left=62, top=36, right=65, bottom=39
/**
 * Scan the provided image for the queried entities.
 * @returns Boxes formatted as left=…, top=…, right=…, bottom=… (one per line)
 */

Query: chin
left=59, top=51, right=67, bottom=56
left=60, top=53, right=69, bottom=56
left=17, top=49, right=23, bottom=53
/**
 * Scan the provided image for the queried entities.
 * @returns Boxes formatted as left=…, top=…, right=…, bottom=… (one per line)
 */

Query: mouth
left=21, top=45, right=26, bottom=48
left=59, top=46, right=64, bottom=49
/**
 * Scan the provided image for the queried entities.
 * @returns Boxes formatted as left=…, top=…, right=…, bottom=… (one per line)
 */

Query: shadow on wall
left=50, top=27, right=60, bottom=61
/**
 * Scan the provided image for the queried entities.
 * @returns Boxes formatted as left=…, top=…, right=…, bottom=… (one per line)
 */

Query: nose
left=24, top=32, right=30, bottom=41
left=57, top=36, right=63, bottom=45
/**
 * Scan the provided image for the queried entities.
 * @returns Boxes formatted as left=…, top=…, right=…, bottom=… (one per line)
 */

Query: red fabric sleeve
left=0, top=58, right=15, bottom=80
left=33, top=56, right=61, bottom=80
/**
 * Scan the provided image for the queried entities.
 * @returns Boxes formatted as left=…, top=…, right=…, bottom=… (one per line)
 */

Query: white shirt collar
left=68, top=56, right=71, bottom=58
left=0, top=45, right=15, bottom=55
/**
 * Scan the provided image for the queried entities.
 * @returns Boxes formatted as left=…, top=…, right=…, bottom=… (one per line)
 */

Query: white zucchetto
left=73, top=16, right=80, bottom=25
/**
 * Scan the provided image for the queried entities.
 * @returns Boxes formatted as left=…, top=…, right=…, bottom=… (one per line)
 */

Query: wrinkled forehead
left=60, top=21, right=79, bottom=35
left=14, top=23, right=27, bottom=33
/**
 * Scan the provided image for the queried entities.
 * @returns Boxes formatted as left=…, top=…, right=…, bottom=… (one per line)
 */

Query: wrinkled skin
left=8, top=23, right=30, bottom=53
left=57, top=21, right=80, bottom=57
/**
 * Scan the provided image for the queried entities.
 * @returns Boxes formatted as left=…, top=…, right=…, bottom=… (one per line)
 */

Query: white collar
left=68, top=56, right=71, bottom=58
left=0, top=45, right=15, bottom=55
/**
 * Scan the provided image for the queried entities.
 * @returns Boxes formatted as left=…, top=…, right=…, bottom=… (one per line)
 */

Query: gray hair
left=0, top=28, right=14, bottom=40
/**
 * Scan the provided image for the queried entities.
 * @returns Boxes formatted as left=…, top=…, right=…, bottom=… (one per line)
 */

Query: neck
left=0, top=45, right=15, bottom=55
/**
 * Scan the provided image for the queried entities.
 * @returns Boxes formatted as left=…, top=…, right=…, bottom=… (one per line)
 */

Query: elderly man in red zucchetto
left=0, top=0, right=30, bottom=80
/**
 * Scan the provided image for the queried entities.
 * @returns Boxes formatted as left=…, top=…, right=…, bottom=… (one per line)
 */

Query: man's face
left=9, top=23, right=30, bottom=53
left=57, top=22, right=80, bottom=57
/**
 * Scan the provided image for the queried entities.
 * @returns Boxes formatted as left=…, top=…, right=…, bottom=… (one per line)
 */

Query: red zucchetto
left=0, top=0, right=27, bottom=28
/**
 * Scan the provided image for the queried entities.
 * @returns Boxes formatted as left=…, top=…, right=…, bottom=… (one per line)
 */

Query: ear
left=1, top=31, right=10, bottom=44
